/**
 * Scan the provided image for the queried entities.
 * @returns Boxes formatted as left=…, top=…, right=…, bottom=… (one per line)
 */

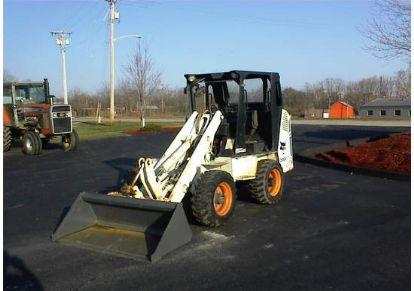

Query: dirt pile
left=315, top=133, right=410, bottom=174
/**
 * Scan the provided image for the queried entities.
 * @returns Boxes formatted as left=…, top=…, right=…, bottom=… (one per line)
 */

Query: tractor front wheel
left=3, top=126, right=12, bottom=152
left=190, top=170, right=236, bottom=227
left=62, top=129, right=79, bottom=152
left=22, top=131, right=42, bottom=155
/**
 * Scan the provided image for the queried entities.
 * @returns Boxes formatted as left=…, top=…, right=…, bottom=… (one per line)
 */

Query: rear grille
left=53, top=117, right=72, bottom=134
left=282, top=111, right=289, bottom=132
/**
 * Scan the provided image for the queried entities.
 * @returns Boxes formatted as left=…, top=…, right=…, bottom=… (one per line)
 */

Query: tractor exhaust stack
left=52, top=193, right=192, bottom=262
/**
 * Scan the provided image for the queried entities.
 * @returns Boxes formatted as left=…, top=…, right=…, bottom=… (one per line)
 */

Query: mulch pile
left=314, top=133, right=411, bottom=174
left=123, top=127, right=181, bottom=135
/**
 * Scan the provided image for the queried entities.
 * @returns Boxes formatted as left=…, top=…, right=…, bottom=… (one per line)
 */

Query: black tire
left=62, top=129, right=79, bottom=152
left=42, top=138, right=50, bottom=148
left=22, top=131, right=42, bottom=155
left=246, top=160, right=284, bottom=204
left=3, top=126, right=12, bottom=152
left=190, top=170, right=236, bottom=227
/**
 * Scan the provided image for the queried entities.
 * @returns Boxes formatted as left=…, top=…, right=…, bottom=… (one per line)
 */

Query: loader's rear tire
left=3, top=126, right=12, bottom=152
left=247, top=160, right=284, bottom=204
left=191, top=170, right=236, bottom=227
left=22, top=131, right=42, bottom=155
left=62, top=129, right=79, bottom=152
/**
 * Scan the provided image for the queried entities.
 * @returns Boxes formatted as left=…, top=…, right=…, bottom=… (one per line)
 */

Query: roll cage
left=185, top=70, right=283, bottom=154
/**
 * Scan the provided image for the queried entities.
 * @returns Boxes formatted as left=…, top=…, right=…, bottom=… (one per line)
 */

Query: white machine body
left=126, top=109, right=293, bottom=203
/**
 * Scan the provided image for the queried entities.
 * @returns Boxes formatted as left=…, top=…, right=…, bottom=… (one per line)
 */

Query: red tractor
left=3, top=79, right=79, bottom=155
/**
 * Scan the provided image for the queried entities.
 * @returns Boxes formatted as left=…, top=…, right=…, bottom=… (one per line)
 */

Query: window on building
left=367, top=110, right=373, bottom=116
left=394, top=109, right=401, bottom=116
left=380, top=110, right=386, bottom=116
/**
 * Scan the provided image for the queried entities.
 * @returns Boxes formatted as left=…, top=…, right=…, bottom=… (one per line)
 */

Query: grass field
left=74, top=121, right=183, bottom=140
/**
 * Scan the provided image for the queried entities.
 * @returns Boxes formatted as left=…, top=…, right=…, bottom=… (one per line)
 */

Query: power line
left=57, top=0, right=105, bottom=35
left=70, top=3, right=107, bottom=48
left=121, top=2, right=328, bottom=29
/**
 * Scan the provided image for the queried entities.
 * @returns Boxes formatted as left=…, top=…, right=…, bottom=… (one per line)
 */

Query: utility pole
left=51, top=31, right=71, bottom=104
left=104, top=0, right=138, bottom=125
left=106, top=0, right=119, bottom=125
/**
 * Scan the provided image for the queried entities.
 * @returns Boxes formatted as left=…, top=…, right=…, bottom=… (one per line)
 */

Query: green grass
left=139, top=124, right=163, bottom=132
left=74, top=121, right=182, bottom=140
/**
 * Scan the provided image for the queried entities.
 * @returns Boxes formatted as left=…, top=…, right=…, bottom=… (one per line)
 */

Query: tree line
left=68, top=68, right=410, bottom=118
left=4, top=65, right=410, bottom=119
left=283, top=69, right=410, bottom=117
left=67, top=82, right=187, bottom=118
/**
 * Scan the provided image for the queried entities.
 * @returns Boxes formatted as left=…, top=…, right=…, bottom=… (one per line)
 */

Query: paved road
left=75, top=116, right=411, bottom=127
left=4, top=125, right=410, bottom=290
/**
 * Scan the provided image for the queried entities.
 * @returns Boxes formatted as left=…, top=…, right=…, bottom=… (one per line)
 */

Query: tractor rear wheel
left=246, top=160, right=284, bottom=204
left=3, top=126, right=12, bottom=152
left=22, top=131, right=42, bottom=155
left=190, top=170, right=236, bottom=227
left=62, top=129, right=79, bottom=151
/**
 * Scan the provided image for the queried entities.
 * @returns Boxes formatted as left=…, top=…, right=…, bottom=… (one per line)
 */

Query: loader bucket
left=52, top=192, right=192, bottom=263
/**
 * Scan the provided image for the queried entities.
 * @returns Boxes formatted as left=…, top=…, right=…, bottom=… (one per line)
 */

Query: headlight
left=52, top=113, right=58, bottom=118
left=188, top=75, right=196, bottom=82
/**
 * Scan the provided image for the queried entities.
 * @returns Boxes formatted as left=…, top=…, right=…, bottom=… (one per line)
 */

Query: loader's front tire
left=247, top=160, right=284, bottom=204
left=191, top=170, right=236, bottom=227
left=3, top=126, right=12, bottom=152
left=22, top=131, right=42, bottom=155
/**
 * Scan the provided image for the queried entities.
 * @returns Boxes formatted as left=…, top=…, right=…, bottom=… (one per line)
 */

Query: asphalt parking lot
left=4, top=124, right=410, bottom=290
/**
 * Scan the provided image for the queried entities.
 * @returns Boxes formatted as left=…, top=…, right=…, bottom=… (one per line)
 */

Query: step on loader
left=52, top=71, right=293, bottom=262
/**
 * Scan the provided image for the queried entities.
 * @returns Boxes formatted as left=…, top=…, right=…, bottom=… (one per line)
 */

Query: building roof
left=332, top=101, right=353, bottom=107
left=361, top=98, right=411, bottom=108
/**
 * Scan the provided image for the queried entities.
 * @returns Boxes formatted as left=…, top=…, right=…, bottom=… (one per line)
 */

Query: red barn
left=329, top=101, right=355, bottom=119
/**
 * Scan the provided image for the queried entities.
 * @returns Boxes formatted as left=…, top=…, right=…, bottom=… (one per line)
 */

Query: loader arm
left=125, top=110, right=224, bottom=202
left=52, top=111, right=222, bottom=263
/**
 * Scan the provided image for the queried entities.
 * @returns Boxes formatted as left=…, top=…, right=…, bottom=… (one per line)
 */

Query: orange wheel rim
left=268, top=169, right=282, bottom=196
left=213, top=182, right=233, bottom=216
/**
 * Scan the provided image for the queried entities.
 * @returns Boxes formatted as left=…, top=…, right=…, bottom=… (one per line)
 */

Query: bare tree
left=283, top=87, right=308, bottom=117
left=393, top=69, right=411, bottom=98
left=361, top=0, right=411, bottom=60
left=126, top=43, right=162, bottom=127
left=69, top=88, right=101, bottom=117
left=323, top=78, right=345, bottom=107
left=3, top=70, right=16, bottom=82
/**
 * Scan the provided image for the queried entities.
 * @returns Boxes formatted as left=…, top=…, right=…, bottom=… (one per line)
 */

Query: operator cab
left=3, top=79, right=50, bottom=105
left=185, top=70, right=283, bottom=157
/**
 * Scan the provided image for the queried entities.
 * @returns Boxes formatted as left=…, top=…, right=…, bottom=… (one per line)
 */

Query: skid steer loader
left=52, top=71, right=293, bottom=262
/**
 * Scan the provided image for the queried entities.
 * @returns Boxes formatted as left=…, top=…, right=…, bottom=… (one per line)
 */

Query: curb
left=294, top=134, right=410, bottom=181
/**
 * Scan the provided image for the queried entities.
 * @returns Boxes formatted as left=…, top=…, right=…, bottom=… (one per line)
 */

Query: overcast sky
left=4, top=0, right=408, bottom=97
